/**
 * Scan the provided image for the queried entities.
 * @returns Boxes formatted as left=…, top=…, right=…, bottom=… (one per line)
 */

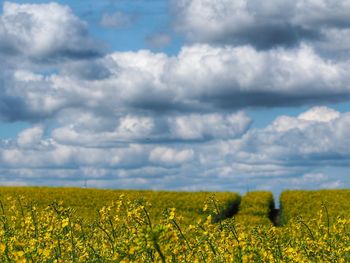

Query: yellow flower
left=0, top=243, right=5, bottom=253
left=62, top=218, right=69, bottom=228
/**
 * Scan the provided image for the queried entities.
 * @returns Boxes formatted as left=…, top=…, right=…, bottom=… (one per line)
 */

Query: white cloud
left=117, top=115, right=155, bottom=139
left=17, top=125, right=44, bottom=148
left=51, top=113, right=157, bottom=146
left=149, top=147, right=194, bottom=166
left=173, top=0, right=254, bottom=43
left=2, top=149, right=22, bottom=166
left=0, top=2, right=101, bottom=60
left=268, top=107, right=341, bottom=132
left=14, top=70, right=43, bottom=82
left=0, top=1, right=350, bottom=191
left=1, top=106, right=350, bottom=190
left=169, top=112, right=251, bottom=140
left=298, top=106, right=340, bottom=122
left=2, top=43, right=350, bottom=121
left=1, top=139, right=150, bottom=169
left=168, top=44, right=349, bottom=108
left=51, top=111, right=251, bottom=146
left=241, top=106, right=350, bottom=161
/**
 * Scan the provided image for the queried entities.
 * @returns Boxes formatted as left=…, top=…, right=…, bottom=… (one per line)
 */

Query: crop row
left=280, top=189, right=350, bottom=225
left=234, top=191, right=275, bottom=226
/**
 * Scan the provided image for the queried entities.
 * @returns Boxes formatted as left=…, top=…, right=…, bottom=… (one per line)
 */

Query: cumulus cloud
left=298, top=106, right=340, bottom=122
left=0, top=2, right=102, bottom=61
left=0, top=1, right=349, bottom=122
left=17, top=125, right=44, bottom=148
left=169, top=112, right=251, bottom=140
left=1, top=106, right=350, bottom=190
left=1, top=139, right=150, bottom=169
left=51, top=111, right=251, bottom=146
left=87, top=45, right=348, bottom=112
left=149, top=147, right=194, bottom=167
left=1, top=1, right=350, bottom=191
left=2, top=42, right=350, bottom=122
left=180, top=106, right=350, bottom=188
left=172, top=0, right=350, bottom=52
left=239, top=106, right=350, bottom=165
left=0, top=69, right=77, bottom=121
left=167, top=44, right=350, bottom=109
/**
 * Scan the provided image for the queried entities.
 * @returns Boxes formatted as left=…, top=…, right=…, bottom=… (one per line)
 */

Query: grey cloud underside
left=62, top=60, right=112, bottom=81
left=28, top=49, right=103, bottom=63
left=200, top=91, right=350, bottom=109
left=173, top=0, right=350, bottom=52
left=0, top=96, right=35, bottom=122
left=128, top=90, right=350, bottom=112
left=204, top=23, right=320, bottom=50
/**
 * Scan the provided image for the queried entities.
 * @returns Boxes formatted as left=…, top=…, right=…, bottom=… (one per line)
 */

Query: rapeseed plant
left=0, top=194, right=349, bottom=262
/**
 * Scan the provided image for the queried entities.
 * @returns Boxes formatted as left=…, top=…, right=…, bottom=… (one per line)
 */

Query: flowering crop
left=235, top=191, right=274, bottom=226
left=0, top=187, right=239, bottom=225
left=280, top=190, right=350, bottom=225
left=0, top=191, right=349, bottom=262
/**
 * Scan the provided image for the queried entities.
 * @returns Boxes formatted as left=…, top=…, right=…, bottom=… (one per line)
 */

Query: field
left=0, top=187, right=349, bottom=262
left=235, top=191, right=274, bottom=226
left=0, top=187, right=240, bottom=225
left=280, top=189, right=350, bottom=225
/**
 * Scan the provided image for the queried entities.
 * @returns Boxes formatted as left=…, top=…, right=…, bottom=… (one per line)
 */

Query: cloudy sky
left=1, top=0, right=350, bottom=195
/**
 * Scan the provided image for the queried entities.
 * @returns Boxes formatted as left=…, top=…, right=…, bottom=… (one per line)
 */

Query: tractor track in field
left=269, top=208, right=281, bottom=226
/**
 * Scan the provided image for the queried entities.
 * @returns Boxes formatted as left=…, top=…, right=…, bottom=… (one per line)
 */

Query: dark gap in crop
left=269, top=196, right=282, bottom=226
left=213, top=196, right=241, bottom=223
left=269, top=208, right=281, bottom=226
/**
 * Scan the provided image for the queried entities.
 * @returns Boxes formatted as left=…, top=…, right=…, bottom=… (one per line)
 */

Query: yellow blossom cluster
left=0, top=193, right=349, bottom=262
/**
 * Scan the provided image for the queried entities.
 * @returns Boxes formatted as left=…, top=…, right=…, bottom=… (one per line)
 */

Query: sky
left=0, top=0, right=350, bottom=196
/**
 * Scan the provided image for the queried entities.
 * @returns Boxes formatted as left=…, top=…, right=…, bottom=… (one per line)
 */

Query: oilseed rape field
left=0, top=187, right=240, bottom=225
left=280, top=190, right=350, bottom=224
left=0, top=187, right=349, bottom=262
left=235, top=191, right=274, bottom=226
